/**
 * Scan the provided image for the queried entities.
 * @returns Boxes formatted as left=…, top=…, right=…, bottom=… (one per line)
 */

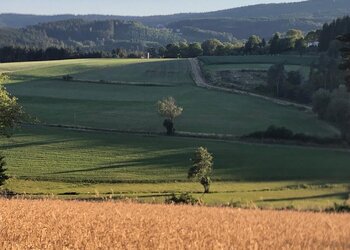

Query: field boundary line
left=52, top=77, right=176, bottom=87
left=188, top=58, right=312, bottom=111
left=21, top=123, right=350, bottom=151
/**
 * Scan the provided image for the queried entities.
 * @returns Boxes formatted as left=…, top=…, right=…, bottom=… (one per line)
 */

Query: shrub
left=165, top=193, right=201, bottom=205
left=62, top=75, right=73, bottom=81
left=242, top=125, right=343, bottom=145
left=325, top=203, right=350, bottom=213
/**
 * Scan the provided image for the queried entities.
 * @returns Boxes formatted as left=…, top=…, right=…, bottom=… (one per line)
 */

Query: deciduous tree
left=0, top=154, right=9, bottom=187
left=157, top=97, right=183, bottom=135
left=0, top=74, right=24, bottom=137
left=188, top=147, right=213, bottom=193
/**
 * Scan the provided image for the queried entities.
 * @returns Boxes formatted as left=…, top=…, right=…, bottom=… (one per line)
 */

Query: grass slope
left=1, top=58, right=337, bottom=136
left=0, top=58, right=347, bottom=208
left=1, top=127, right=349, bottom=208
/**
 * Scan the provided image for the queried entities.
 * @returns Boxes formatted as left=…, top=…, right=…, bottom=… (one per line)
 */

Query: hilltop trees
left=244, top=35, right=262, bottom=54
left=0, top=74, right=24, bottom=137
left=201, top=39, right=223, bottom=56
left=188, top=147, right=213, bottom=193
left=319, top=16, right=350, bottom=51
left=157, top=97, right=183, bottom=135
left=269, top=29, right=305, bottom=54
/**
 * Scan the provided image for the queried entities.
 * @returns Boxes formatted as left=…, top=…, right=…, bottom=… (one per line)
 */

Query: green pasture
left=0, top=58, right=348, bottom=209
left=1, top=126, right=349, bottom=209
left=199, top=55, right=317, bottom=66
left=204, top=63, right=310, bottom=79
left=200, top=55, right=316, bottom=80
left=1, top=58, right=337, bottom=136
left=2, top=126, right=350, bottom=183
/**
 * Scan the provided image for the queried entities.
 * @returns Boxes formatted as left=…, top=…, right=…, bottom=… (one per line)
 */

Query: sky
left=0, top=0, right=306, bottom=16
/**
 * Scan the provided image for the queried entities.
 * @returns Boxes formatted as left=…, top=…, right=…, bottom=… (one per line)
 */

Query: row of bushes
left=241, top=126, right=343, bottom=145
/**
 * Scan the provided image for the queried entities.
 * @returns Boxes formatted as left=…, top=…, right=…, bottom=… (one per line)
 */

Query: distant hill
left=0, top=0, right=349, bottom=28
left=0, top=0, right=349, bottom=49
left=0, top=19, right=182, bottom=50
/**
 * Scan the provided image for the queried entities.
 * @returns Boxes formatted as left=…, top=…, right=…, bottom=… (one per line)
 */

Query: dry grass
left=0, top=199, right=349, bottom=249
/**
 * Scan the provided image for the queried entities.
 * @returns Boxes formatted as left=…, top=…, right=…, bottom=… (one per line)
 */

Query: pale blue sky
left=0, top=0, right=305, bottom=16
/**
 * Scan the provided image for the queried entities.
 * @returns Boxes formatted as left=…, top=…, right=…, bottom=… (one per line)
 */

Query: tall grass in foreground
left=0, top=199, right=349, bottom=249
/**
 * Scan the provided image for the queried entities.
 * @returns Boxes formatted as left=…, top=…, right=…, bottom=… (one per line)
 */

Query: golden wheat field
left=0, top=199, right=349, bottom=249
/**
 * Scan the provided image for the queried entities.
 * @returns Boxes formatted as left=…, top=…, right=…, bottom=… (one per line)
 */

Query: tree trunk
left=203, top=184, right=210, bottom=194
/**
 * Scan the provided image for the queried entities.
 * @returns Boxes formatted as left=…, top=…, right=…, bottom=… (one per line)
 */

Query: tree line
left=0, top=46, right=151, bottom=63
left=155, top=29, right=318, bottom=58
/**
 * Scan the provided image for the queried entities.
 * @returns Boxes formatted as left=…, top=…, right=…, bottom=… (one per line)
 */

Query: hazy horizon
left=0, top=0, right=306, bottom=16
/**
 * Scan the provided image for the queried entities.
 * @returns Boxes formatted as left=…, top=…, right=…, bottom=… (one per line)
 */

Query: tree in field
left=326, top=86, right=350, bottom=140
left=267, top=63, right=286, bottom=97
left=157, top=97, right=183, bottom=135
left=188, top=147, right=213, bottom=194
left=0, top=154, right=9, bottom=187
left=0, top=74, right=24, bottom=137
left=312, top=89, right=332, bottom=119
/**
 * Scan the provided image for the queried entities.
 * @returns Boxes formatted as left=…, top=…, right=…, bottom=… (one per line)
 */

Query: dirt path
left=188, top=58, right=312, bottom=111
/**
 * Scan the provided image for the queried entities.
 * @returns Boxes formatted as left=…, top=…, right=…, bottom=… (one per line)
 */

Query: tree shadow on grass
left=261, top=192, right=349, bottom=202
left=49, top=151, right=189, bottom=175
left=0, top=139, right=71, bottom=150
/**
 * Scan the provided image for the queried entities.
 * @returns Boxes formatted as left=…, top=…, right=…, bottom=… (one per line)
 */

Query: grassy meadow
left=200, top=55, right=317, bottom=84
left=0, top=57, right=349, bottom=209
left=1, top=58, right=337, bottom=136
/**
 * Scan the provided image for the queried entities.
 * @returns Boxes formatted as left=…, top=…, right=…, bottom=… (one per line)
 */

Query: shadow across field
left=261, top=192, right=349, bottom=202
left=0, top=139, right=71, bottom=150
left=49, top=151, right=190, bottom=175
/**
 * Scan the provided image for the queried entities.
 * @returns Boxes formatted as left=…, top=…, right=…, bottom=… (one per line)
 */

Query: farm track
left=188, top=58, right=312, bottom=111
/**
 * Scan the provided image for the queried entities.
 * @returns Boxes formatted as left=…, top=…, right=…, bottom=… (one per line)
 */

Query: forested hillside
left=0, top=19, right=182, bottom=51
left=0, top=0, right=350, bottom=50
left=1, top=0, right=349, bottom=28
left=168, top=18, right=323, bottom=40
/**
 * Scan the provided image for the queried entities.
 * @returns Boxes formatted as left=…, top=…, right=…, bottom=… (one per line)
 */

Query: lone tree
left=157, top=97, right=183, bottom=135
left=0, top=154, right=9, bottom=187
left=0, top=74, right=24, bottom=137
left=188, top=147, right=213, bottom=193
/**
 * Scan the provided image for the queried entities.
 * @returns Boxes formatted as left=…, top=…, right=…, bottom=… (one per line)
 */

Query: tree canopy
left=0, top=74, right=24, bottom=137
left=188, top=147, right=214, bottom=193
left=157, top=97, right=183, bottom=135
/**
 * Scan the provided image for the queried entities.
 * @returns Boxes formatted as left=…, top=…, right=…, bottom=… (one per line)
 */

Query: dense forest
left=0, top=0, right=349, bottom=54
left=0, top=19, right=182, bottom=51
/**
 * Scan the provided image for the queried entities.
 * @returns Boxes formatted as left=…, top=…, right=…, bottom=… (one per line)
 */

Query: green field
left=200, top=55, right=316, bottom=84
left=0, top=57, right=348, bottom=209
left=1, top=58, right=337, bottom=136
left=199, top=55, right=317, bottom=66
left=2, top=126, right=349, bottom=209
